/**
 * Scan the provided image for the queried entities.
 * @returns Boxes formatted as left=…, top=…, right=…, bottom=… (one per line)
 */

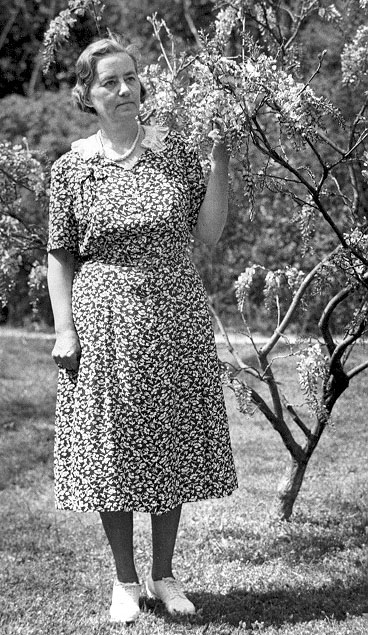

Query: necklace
left=99, top=123, right=141, bottom=162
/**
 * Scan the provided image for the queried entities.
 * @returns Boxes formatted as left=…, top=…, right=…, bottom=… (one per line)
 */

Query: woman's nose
left=118, top=81, right=129, bottom=95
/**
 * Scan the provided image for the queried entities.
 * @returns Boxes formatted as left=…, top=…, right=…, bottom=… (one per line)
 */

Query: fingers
left=208, top=128, right=224, bottom=143
left=52, top=348, right=81, bottom=371
left=208, top=117, right=226, bottom=143
left=53, top=356, right=80, bottom=371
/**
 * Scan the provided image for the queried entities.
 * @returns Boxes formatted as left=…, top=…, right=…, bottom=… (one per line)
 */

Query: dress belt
left=77, top=251, right=190, bottom=270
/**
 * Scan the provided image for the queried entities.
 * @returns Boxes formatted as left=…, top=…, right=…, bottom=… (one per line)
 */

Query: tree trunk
left=273, top=455, right=308, bottom=520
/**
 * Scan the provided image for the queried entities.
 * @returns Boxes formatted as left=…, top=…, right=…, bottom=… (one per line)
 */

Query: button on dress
left=47, top=125, right=238, bottom=513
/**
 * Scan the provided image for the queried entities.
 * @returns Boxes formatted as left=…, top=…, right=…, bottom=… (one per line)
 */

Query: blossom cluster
left=43, top=0, right=104, bottom=73
left=221, top=365, right=255, bottom=417
left=235, top=265, right=266, bottom=314
left=0, top=243, right=20, bottom=308
left=293, top=203, right=317, bottom=256
left=341, top=25, right=368, bottom=86
left=235, top=264, right=305, bottom=318
left=28, top=260, right=48, bottom=315
left=297, top=343, right=329, bottom=417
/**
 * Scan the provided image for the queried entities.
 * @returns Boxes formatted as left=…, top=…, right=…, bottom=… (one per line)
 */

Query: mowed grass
left=1, top=333, right=368, bottom=635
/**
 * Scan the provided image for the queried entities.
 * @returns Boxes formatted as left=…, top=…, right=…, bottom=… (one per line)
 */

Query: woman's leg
left=148, top=505, right=195, bottom=614
left=150, top=504, right=182, bottom=580
left=100, top=511, right=139, bottom=583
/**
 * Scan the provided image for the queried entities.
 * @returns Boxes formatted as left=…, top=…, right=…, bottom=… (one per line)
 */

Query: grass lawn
left=1, top=332, right=368, bottom=634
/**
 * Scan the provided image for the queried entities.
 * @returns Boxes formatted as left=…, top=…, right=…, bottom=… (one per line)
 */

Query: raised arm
left=192, top=137, right=229, bottom=247
left=47, top=248, right=80, bottom=371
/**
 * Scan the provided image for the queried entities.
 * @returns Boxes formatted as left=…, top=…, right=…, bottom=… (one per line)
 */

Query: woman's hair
left=72, top=36, right=147, bottom=114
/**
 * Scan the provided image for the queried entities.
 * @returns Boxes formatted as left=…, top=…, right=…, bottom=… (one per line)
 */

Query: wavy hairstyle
left=72, top=36, right=147, bottom=115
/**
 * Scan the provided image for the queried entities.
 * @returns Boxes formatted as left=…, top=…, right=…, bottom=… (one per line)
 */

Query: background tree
left=139, top=0, right=368, bottom=519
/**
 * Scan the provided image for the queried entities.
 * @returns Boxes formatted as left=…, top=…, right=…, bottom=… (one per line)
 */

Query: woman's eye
left=103, top=79, right=116, bottom=87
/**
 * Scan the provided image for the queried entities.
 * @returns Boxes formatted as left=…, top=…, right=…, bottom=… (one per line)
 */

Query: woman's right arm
left=47, top=248, right=81, bottom=371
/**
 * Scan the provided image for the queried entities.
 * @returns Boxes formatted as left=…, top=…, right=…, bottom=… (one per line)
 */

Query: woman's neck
left=99, top=118, right=140, bottom=152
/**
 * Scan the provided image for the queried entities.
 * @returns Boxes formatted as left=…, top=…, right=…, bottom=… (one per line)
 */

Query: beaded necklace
left=98, top=123, right=141, bottom=162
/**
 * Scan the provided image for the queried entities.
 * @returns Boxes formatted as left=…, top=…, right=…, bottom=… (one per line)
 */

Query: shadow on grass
left=146, top=578, right=368, bottom=629
left=0, top=396, right=55, bottom=428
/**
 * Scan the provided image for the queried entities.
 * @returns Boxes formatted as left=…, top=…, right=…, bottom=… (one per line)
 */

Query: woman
left=47, top=35, right=237, bottom=624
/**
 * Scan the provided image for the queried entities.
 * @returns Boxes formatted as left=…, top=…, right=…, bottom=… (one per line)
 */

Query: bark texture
left=274, top=457, right=308, bottom=520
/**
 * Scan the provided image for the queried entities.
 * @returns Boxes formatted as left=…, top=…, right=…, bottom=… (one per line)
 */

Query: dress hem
left=54, top=485, right=238, bottom=515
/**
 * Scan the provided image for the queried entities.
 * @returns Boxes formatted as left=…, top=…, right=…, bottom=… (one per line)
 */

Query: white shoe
left=110, top=579, right=141, bottom=623
left=146, top=575, right=196, bottom=615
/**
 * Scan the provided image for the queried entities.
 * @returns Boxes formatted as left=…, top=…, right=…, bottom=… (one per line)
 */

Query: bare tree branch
left=0, top=4, right=20, bottom=52
left=330, top=319, right=367, bottom=371
left=347, top=359, right=368, bottom=380
left=280, top=391, right=312, bottom=439
left=182, top=0, right=202, bottom=48
left=208, top=300, right=262, bottom=379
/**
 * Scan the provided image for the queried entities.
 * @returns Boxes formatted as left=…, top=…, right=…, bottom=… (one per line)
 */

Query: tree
left=2, top=0, right=368, bottom=518
left=128, top=0, right=368, bottom=519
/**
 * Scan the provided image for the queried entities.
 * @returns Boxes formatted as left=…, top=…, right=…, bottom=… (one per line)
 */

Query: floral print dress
left=47, top=125, right=238, bottom=514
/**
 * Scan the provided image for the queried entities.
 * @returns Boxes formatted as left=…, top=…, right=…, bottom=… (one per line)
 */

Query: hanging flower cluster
left=293, top=203, right=317, bottom=256
left=43, top=0, right=104, bottom=73
left=362, top=151, right=368, bottom=182
left=221, top=365, right=255, bottom=417
left=235, top=264, right=306, bottom=320
left=0, top=243, right=20, bottom=308
left=0, top=141, right=48, bottom=215
left=28, top=260, right=48, bottom=315
left=264, top=267, right=305, bottom=314
left=341, top=25, right=368, bottom=86
left=212, top=6, right=239, bottom=47
left=297, top=343, right=329, bottom=417
left=317, top=4, right=342, bottom=23
left=235, top=265, right=266, bottom=313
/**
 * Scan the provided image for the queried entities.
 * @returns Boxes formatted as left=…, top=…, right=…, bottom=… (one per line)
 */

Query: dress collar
left=70, top=124, right=170, bottom=161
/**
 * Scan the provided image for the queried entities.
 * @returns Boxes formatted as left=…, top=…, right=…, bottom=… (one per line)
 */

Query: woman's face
left=87, top=52, right=141, bottom=124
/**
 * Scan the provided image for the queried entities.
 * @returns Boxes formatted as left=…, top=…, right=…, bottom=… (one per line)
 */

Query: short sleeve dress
left=48, top=125, right=238, bottom=514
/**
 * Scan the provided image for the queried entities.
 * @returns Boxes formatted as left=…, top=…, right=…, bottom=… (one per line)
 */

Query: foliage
left=0, top=91, right=97, bottom=323
left=0, top=91, right=97, bottom=161
left=0, top=140, right=48, bottom=313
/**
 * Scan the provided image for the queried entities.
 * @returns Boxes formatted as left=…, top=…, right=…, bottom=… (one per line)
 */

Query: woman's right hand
left=52, top=330, right=81, bottom=371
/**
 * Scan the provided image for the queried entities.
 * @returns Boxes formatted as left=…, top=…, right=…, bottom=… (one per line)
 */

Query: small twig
left=148, top=15, right=174, bottom=75
left=328, top=173, right=353, bottom=208
left=297, top=50, right=326, bottom=97
left=208, top=301, right=261, bottom=379
left=0, top=5, right=20, bottom=52
left=0, top=166, right=34, bottom=192
left=329, top=131, right=368, bottom=170
left=316, top=130, right=345, bottom=155
left=182, top=0, right=202, bottom=48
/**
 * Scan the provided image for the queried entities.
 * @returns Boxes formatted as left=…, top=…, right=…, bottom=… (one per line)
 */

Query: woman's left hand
left=208, top=119, right=230, bottom=165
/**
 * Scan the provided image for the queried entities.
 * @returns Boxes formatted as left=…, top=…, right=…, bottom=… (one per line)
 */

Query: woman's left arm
left=192, top=139, right=229, bottom=247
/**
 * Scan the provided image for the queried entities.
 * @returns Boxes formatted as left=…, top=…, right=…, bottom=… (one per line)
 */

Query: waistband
left=77, top=250, right=190, bottom=271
